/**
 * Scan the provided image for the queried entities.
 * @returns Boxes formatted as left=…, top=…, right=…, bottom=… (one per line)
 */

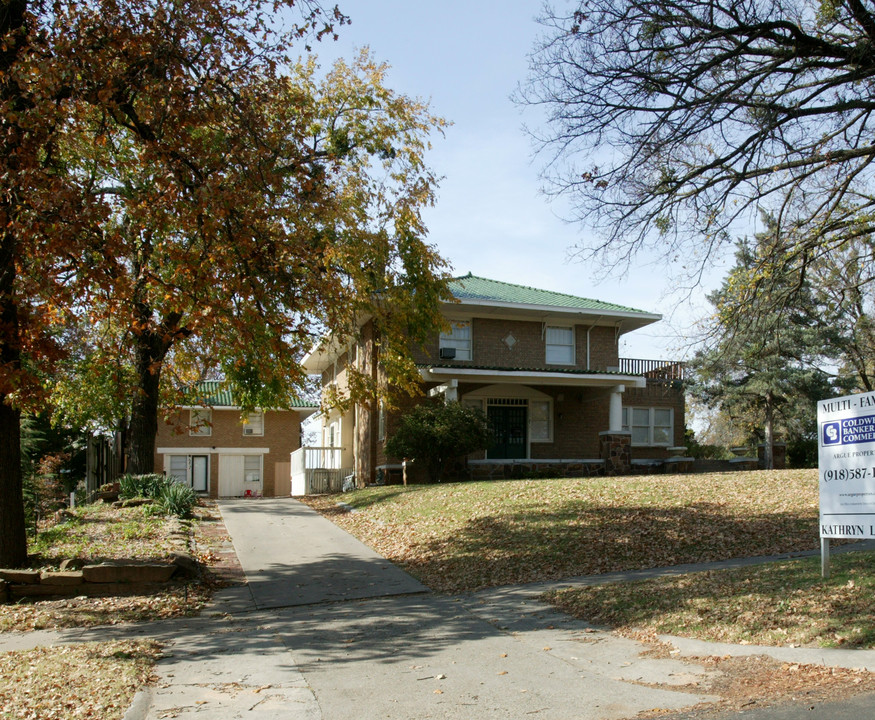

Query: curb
left=122, top=686, right=154, bottom=720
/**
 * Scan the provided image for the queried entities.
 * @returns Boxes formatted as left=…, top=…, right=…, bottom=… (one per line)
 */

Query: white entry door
left=191, top=455, right=209, bottom=492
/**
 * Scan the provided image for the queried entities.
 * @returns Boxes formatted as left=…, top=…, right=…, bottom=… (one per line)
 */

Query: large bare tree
left=522, top=0, right=875, bottom=288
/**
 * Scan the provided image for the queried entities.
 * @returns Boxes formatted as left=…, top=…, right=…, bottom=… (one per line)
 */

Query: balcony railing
left=619, top=358, right=687, bottom=382
left=290, top=446, right=353, bottom=496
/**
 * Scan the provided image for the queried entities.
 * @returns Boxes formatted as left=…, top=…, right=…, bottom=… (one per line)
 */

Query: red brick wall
left=412, top=317, right=620, bottom=371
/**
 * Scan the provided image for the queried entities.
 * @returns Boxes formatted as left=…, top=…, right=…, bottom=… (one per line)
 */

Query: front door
left=488, top=405, right=527, bottom=459
left=191, top=455, right=209, bottom=492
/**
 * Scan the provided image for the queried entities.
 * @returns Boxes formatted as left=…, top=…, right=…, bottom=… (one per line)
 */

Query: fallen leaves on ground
left=300, top=470, right=820, bottom=593
left=0, top=640, right=161, bottom=720
left=547, top=550, right=875, bottom=649
left=0, top=586, right=212, bottom=632
left=637, top=654, right=875, bottom=718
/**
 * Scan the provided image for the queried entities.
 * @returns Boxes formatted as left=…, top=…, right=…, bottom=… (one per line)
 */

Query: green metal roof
left=448, top=273, right=653, bottom=315
left=185, top=381, right=318, bottom=409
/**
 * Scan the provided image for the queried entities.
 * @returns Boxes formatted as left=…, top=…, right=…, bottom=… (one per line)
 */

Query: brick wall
left=413, top=317, right=619, bottom=371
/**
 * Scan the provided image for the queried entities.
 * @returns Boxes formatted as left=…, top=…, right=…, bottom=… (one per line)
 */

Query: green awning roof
left=184, top=381, right=318, bottom=409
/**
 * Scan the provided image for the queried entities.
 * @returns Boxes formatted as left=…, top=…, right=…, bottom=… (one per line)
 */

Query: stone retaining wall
left=0, top=553, right=199, bottom=601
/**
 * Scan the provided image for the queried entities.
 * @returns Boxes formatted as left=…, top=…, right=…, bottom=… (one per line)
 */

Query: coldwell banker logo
left=822, top=414, right=875, bottom=446
left=823, top=422, right=841, bottom=446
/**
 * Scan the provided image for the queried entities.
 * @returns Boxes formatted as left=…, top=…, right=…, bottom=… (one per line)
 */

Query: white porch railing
left=290, top=446, right=353, bottom=496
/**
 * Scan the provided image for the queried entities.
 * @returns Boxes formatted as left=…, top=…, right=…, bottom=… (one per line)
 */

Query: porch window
left=463, top=398, right=484, bottom=414
left=529, top=400, right=552, bottom=442
left=622, top=407, right=673, bottom=446
left=189, top=409, right=212, bottom=437
left=242, top=411, right=264, bottom=436
left=545, top=326, right=574, bottom=365
left=439, top=321, right=472, bottom=361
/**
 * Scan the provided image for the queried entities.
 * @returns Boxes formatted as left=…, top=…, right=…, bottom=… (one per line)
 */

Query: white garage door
left=218, top=455, right=245, bottom=497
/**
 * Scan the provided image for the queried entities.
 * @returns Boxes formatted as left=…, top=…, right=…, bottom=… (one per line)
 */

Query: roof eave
left=446, top=298, right=661, bottom=332
left=420, top=366, right=647, bottom=389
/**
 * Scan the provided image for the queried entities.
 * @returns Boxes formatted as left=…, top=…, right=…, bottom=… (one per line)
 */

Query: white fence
left=290, top=446, right=353, bottom=496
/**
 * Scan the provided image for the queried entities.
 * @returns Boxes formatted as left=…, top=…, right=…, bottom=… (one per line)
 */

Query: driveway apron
left=217, top=497, right=427, bottom=610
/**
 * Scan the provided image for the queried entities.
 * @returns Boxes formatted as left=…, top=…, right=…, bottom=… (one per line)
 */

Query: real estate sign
left=818, top=390, right=875, bottom=539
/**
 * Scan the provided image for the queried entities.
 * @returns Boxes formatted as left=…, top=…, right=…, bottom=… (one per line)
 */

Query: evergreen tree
left=691, top=220, right=834, bottom=467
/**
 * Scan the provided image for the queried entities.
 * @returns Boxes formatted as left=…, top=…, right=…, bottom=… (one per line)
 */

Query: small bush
left=385, top=400, right=490, bottom=483
left=119, top=473, right=168, bottom=500
left=156, top=482, right=197, bottom=518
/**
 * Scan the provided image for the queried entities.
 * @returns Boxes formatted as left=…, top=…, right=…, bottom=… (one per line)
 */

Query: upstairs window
left=439, top=321, right=472, bottom=361
left=545, top=326, right=574, bottom=365
left=189, top=409, right=212, bottom=437
left=242, top=411, right=264, bottom=436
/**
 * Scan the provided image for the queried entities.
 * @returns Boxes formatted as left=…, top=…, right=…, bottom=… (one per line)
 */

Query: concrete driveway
left=217, top=497, right=426, bottom=610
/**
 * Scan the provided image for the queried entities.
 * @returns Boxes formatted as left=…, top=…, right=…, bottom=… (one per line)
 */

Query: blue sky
left=312, top=1, right=727, bottom=361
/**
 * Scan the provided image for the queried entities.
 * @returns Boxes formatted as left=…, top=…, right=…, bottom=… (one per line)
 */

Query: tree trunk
left=763, top=400, right=774, bottom=470
left=126, top=331, right=166, bottom=475
left=0, top=226, right=26, bottom=567
left=0, top=0, right=31, bottom=568
left=0, top=401, right=27, bottom=567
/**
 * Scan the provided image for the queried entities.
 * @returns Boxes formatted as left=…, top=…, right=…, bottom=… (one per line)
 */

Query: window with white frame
left=622, top=407, right=673, bottom=446
left=439, top=321, right=472, bottom=361
left=189, top=409, right=212, bottom=436
left=242, top=411, right=264, bottom=436
left=545, top=326, right=574, bottom=365
left=529, top=399, right=552, bottom=442
left=168, top=455, right=189, bottom=483
left=462, top=398, right=484, bottom=414
left=244, top=455, right=262, bottom=483
left=378, top=403, right=386, bottom=441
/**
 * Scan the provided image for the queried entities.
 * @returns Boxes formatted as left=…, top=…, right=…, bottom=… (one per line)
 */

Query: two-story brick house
left=303, top=274, right=686, bottom=485
left=154, top=382, right=318, bottom=497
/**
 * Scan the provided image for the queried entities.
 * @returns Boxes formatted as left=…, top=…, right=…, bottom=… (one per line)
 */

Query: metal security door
left=487, top=406, right=527, bottom=459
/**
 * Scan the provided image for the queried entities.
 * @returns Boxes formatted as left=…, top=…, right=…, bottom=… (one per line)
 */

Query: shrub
left=385, top=400, right=490, bottom=483
left=156, top=481, right=197, bottom=518
left=119, top=473, right=168, bottom=500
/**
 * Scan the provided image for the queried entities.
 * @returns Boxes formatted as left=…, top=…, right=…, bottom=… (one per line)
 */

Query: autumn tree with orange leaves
left=0, top=2, right=449, bottom=568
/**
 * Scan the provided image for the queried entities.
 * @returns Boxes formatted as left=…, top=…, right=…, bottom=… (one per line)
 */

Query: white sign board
left=818, top=391, right=875, bottom=539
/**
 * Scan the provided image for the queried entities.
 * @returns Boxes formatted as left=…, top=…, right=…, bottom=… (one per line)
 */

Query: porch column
left=609, top=384, right=624, bottom=432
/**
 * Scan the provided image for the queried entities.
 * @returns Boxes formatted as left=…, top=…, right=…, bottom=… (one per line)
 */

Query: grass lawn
left=301, top=469, right=821, bottom=593
left=546, top=549, right=875, bottom=649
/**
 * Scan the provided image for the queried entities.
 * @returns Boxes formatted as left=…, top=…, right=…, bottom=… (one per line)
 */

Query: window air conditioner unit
left=244, top=427, right=255, bottom=435
left=439, top=347, right=456, bottom=360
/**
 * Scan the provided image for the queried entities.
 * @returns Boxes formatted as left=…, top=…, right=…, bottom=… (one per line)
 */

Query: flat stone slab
left=0, top=569, right=40, bottom=584
left=82, top=562, right=176, bottom=584
left=40, top=571, right=84, bottom=586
